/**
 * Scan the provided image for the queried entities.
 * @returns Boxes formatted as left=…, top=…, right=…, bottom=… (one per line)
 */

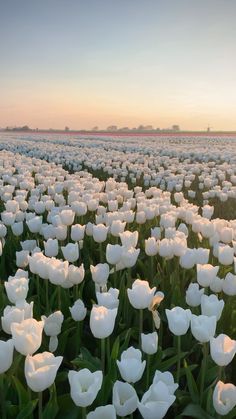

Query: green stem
left=81, top=406, right=86, bottom=419
left=36, top=274, right=40, bottom=308
left=101, top=338, right=106, bottom=375
left=176, top=335, right=181, bottom=383
left=57, top=286, right=61, bottom=310
left=107, top=336, right=111, bottom=371
left=76, top=321, right=81, bottom=357
left=0, top=374, right=6, bottom=419
left=139, top=309, right=143, bottom=347
left=45, top=278, right=49, bottom=314
left=200, top=343, right=208, bottom=405
left=38, top=391, right=43, bottom=419
left=146, top=354, right=150, bottom=389
left=99, top=243, right=103, bottom=262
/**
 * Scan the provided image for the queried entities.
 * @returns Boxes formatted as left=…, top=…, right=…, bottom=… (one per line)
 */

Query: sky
left=0, top=0, right=236, bottom=131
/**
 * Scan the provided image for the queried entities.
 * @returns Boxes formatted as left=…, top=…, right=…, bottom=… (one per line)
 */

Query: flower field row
left=0, top=133, right=236, bottom=418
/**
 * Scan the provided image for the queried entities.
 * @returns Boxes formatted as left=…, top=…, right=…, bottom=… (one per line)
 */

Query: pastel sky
left=0, top=0, right=236, bottom=130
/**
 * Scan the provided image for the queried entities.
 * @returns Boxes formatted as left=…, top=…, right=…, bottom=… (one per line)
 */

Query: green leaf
left=12, top=376, right=29, bottom=408
left=42, top=384, right=58, bottom=419
left=111, top=336, right=120, bottom=360
left=57, top=394, right=78, bottom=419
left=160, top=351, right=188, bottom=370
left=16, top=399, right=38, bottom=419
left=72, top=347, right=101, bottom=372
left=184, top=360, right=199, bottom=404
left=181, top=403, right=214, bottom=419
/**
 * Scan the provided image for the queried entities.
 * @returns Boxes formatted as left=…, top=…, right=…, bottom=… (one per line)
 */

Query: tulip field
left=1, top=132, right=236, bottom=419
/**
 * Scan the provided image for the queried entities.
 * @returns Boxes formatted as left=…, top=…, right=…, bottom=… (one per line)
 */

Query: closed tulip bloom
left=112, top=380, right=138, bottom=417
left=213, top=381, right=236, bottom=416
left=1, top=301, right=33, bottom=335
left=106, top=243, right=122, bottom=265
left=44, top=239, right=59, bottom=257
left=87, top=405, right=116, bottom=419
left=210, top=334, right=236, bottom=366
left=0, top=339, right=14, bottom=373
left=191, top=314, right=216, bottom=343
left=60, top=209, right=75, bottom=226
left=222, top=272, right=236, bottom=296
left=218, top=245, right=234, bottom=266
left=194, top=248, right=210, bottom=265
left=71, top=224, right=85, bottom=241
left=110, top=220, right=126, bottom=237
left=68, top=264, right=85, bottom=285
left=185, top=283, right=204, bottom=307
left=11, top=221, right=23, bottom=236
left=127, top=279, right=156, bottom=309
left=201, top=294, right=224, bottom=320
left=117, top=347, right=146, bottom=383
left=119, top=230, right=138, bottom=248
left=90, top=305, right=117, bottom=339
left=145, top=237, right=159, bottom=256
left=68, top=369, right=103, bottom=407
left=180, top=248, right=196, bottom=269
left=96, top=288, right=119, bottom=309
left=210, top=276, right=224, bottom=293
left=166, top=307, right=192, bottom=336
left=16, top=250, right=29, bottom=268
left=92, top=224, right=109, bottom=243
left=26, top=216, right=42, bottom=233
left=61, top=242, right=79, bottom=263
left=24, top=352, right=63, bottom=392
left=197, top=264, right=219, bottom=288
left=141, top=332, right=158, bottom=355
left=90, top=263, right=109, bottom=286
left=5, top=277, right=29, bottom=304
left=41, top=311, right=64, bottom=337
left=159, top=238, right=174, bottom=259
left=69, top=299, right=87, bottom=321
left=138, top=381, right=176, bottom=419
left=120, top=246, right=140, bottom=268
left=11, top=318, right=44, bottom=355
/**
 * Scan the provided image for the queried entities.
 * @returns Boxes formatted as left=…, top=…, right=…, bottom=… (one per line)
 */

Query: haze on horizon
left=0, top=0, right=236, bottom=131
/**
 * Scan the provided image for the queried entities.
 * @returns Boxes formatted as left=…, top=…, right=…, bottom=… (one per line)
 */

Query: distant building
left=107, top=125, right=118, bottom=131
left=65, top=126, right=70, bottom=131
left=172, top=125, right=180, bottom=132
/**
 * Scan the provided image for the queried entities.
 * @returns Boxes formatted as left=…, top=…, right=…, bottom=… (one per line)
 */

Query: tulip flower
left=112, top=380, right=138, bottom=417
left=138, top=381, right=176, bottom=419
left=69, top=299, right=87, bottom=321
left=61, top=242, right=79, bottom=263
left=127, top=279, right=156, bottom=309
left=68, top=368, right=103, bottom=407
left=185, top=283, right=204, bottom=307
left=210, top=334, right=236, bottom=366
left=90, top=305, right=117, bottom=339
left=201, top=294, right=224, bottom=320
left=87, top=405, right=116, bottom=419
left=90, top=263, right=109, bottom=286
left=191, top=314, right=216, bottom=343
left=213, top=381, right=236, bottom=416
left=141, top=332, right=158, bottom=355
left=166, top=307, right=191, bottom=336
left=117, top=347, right=146, bottom=383
left=11, top=318, right=44, bottom=356
left=0, top=339, right=14, bottom=374
left=24, top=352, right=63, bottom=392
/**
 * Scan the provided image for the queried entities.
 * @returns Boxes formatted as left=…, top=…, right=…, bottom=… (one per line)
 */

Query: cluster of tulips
left=2, top=133, right=236, bottom=209
left=0, top=137, right=236, bottom=418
